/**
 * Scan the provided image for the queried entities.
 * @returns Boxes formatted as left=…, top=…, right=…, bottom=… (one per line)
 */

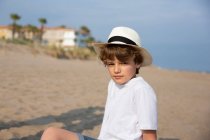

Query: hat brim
left=90, top=42, right=153, bottom=67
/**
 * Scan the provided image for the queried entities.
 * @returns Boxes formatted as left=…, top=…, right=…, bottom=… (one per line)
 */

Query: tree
left=15, top=24, right=23, bottom=39
left=23, top=24, right=39, bottom=41
left=78, top=26, right=93, bottom=47
left=80, top=26, right=90, bottom=36
left=10, top=13, right=21, bottom=40
left=38, top=18, right=47, bottom=42
left=59, top=25, right=66, bottom=28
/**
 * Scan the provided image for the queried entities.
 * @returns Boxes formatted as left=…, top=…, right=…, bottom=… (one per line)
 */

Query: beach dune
left=0, top=44, right=210, bottom=140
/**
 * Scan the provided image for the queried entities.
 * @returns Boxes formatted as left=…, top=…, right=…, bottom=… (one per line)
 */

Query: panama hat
left=91, top=26, right=152, bottom=67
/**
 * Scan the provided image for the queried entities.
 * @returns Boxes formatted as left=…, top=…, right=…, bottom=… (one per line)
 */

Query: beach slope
left=0, top=43, right=210, bottom=140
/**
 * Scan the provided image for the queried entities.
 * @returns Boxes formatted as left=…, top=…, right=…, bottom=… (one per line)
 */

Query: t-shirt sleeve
left=134, top=85, right=157, bottom=130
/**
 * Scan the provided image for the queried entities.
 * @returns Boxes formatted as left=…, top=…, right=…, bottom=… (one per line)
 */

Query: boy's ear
left=136, top=63, right=141, bottom=69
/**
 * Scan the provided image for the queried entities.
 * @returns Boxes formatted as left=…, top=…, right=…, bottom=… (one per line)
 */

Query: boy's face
left=106, top=57, right=140, bottom=85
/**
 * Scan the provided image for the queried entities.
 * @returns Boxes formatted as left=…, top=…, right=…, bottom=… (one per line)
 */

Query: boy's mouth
left=113, top=75, right=123, bottom=79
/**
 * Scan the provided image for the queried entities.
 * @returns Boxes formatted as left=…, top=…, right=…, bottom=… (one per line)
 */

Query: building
left=42, top=27, right=77, bottom=49
left=0, top=25, right=77, bottom=48
left=0, top=26, right=14, bottom=39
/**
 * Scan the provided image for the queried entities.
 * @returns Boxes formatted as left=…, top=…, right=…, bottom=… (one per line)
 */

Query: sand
left=0, top=43, right=210, bottom=140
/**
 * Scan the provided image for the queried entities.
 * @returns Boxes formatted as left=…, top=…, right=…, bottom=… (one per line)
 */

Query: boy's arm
left=142, top=130, right=157, bottom=140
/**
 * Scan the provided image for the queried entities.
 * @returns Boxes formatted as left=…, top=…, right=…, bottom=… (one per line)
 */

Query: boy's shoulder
left=130, top=77, right=151, bottom=88
left=130, top=77, right=155, bottom=94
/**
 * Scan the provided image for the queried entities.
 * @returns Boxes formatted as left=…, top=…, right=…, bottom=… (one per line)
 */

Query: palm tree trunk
left=12, top=23, right=16, bottom=40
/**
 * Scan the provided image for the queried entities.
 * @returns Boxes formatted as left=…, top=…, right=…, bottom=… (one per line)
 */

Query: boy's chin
left=112, top=79, right=128, bottom=85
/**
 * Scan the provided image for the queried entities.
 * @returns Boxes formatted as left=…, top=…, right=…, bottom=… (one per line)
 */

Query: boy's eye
left=120, top=62, right=128, bottom=65
left=107, top=63, right=114, bottom=66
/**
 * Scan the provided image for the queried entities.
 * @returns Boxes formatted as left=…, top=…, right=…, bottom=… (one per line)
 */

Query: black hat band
left=108, top=36, right=137, bottom=46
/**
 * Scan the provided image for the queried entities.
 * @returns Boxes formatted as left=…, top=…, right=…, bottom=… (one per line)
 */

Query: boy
left=41, top=26, right=157, bottom=140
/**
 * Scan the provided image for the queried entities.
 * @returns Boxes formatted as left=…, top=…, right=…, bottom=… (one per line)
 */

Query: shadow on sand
left=0, top=106, right=180, bottom=140
left=0, top=106, right=104, bottom=140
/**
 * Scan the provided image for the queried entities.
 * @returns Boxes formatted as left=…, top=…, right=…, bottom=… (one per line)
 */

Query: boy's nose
left=114, top=64, right=121, bottom=73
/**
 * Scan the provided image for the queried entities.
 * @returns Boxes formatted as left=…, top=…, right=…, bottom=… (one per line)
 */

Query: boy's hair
left=99, top=44, right=143, bottom=74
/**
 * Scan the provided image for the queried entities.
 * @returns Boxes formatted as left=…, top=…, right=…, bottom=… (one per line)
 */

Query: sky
left=0, top=0, right=210, bottom=72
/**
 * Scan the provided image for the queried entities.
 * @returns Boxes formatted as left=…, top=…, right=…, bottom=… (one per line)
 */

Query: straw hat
left=91, top=26, right=152, bottom=67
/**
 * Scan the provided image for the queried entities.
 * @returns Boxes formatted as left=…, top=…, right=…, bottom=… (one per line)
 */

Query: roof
left=0, top=25, right=75, bottom=31
left=44, top=27, right=75, bottom=32
left=0, top=25, right=12, bottom=29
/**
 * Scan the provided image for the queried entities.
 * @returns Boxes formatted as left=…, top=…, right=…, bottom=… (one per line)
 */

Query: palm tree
left=80, top=26, right=90, bottom=36
left=15, top=24, right=23, bottom=39
left=38, top=18, right=47, bottom=42
left=59, top=25, right=66, bottom=28
left=23, top=24, right=39, bottom=41
left=10, top=13, right=21, bottom=40
left=30, top=25, right=40, bottom=41
left=78, top=26, right=92, bottom=47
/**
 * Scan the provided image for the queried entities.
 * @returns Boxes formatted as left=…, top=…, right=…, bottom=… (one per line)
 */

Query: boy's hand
left=142, top=130, right=157, bottom=140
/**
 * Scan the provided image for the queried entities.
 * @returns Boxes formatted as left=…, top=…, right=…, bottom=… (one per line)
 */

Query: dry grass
left=44, top=46, right=96, bottom=60
left=0, top=40, right=97, bottom=60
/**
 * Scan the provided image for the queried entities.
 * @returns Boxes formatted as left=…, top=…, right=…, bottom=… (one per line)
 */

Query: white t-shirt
left=98, top=77, right=157, bottom=140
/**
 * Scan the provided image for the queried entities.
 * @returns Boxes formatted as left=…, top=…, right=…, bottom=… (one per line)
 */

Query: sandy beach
left=0, top=43, right=210, bottom=140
